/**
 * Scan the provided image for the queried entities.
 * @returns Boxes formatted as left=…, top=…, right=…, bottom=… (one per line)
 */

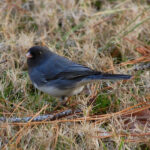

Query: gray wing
left=48, top=65, right=100, bottom=80
left=38, top=53, right=100, bottom=81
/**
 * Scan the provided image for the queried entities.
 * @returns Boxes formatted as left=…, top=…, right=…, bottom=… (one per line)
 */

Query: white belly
left=33, top=82, right=84, bottom=97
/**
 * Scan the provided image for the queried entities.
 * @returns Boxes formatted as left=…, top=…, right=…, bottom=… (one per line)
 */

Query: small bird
left=26, top=46, right=131, bottom=100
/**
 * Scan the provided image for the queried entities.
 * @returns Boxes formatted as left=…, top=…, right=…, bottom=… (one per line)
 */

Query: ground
left=0, top=0, right=150, bottom=149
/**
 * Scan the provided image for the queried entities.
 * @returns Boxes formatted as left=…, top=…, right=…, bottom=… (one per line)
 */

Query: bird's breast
left=32, top=81, right=84, bottom=97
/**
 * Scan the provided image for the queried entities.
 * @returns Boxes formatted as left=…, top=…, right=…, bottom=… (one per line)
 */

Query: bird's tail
left=80, top=73, right=131, bottom=85
left=94, top=73, right=131, bottom=80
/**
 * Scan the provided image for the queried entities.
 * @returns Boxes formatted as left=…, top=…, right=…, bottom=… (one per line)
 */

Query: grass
left=0, top=0, right=150, bottom=149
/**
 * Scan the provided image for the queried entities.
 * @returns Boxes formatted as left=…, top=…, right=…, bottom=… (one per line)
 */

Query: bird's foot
left=52, top=97, right=71, bottom=112
left=59, top=97, right=71, bottom=106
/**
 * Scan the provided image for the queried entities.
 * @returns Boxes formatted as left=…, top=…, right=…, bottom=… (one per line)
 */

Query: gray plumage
left=26, top=46, right=131, bottom=99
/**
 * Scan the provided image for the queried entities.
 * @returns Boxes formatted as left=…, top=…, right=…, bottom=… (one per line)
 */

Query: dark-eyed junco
left=26, top=46, right=131, bottom=100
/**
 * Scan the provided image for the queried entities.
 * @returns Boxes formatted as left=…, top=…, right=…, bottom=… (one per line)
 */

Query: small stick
left=133, top=63, right=150, bottom=71
left=0, top=60, right=7, bottom=64
left=0, top=109, right=81, bottom=123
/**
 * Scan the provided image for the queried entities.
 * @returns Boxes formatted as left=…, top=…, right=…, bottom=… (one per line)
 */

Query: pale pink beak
left=26, top=52, right=32, bottom=58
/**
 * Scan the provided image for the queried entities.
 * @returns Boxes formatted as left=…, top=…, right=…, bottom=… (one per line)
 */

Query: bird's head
left=26, top=46, right=52, bottom=68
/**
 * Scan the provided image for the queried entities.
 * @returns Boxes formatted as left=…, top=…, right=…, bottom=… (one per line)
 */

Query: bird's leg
left=59, top=96, right=66, bottom=102
left=59, top=96, right=71, bottom=106
left=51, top=97, right=72, bottom=112
left=65, top=97, right=71, bottom=105
left=51, top=97, right=66, bottom=112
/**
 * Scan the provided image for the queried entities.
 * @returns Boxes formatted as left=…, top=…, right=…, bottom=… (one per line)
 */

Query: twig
left=132, top=63, right=150, bottom=71
left=0, top=60, right=7, bottom=64
left=0, top=109, right=81, bottom=123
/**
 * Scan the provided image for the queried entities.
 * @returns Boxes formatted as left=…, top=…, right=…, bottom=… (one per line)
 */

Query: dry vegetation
left=0, top=0, right=150, bottom=149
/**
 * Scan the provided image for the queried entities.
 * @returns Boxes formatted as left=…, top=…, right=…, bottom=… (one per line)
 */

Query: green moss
left=92, top=94, right=111, bottom=114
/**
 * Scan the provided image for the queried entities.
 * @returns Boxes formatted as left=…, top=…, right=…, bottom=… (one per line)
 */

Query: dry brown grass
left=0, top=0, right=150, bottom=149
